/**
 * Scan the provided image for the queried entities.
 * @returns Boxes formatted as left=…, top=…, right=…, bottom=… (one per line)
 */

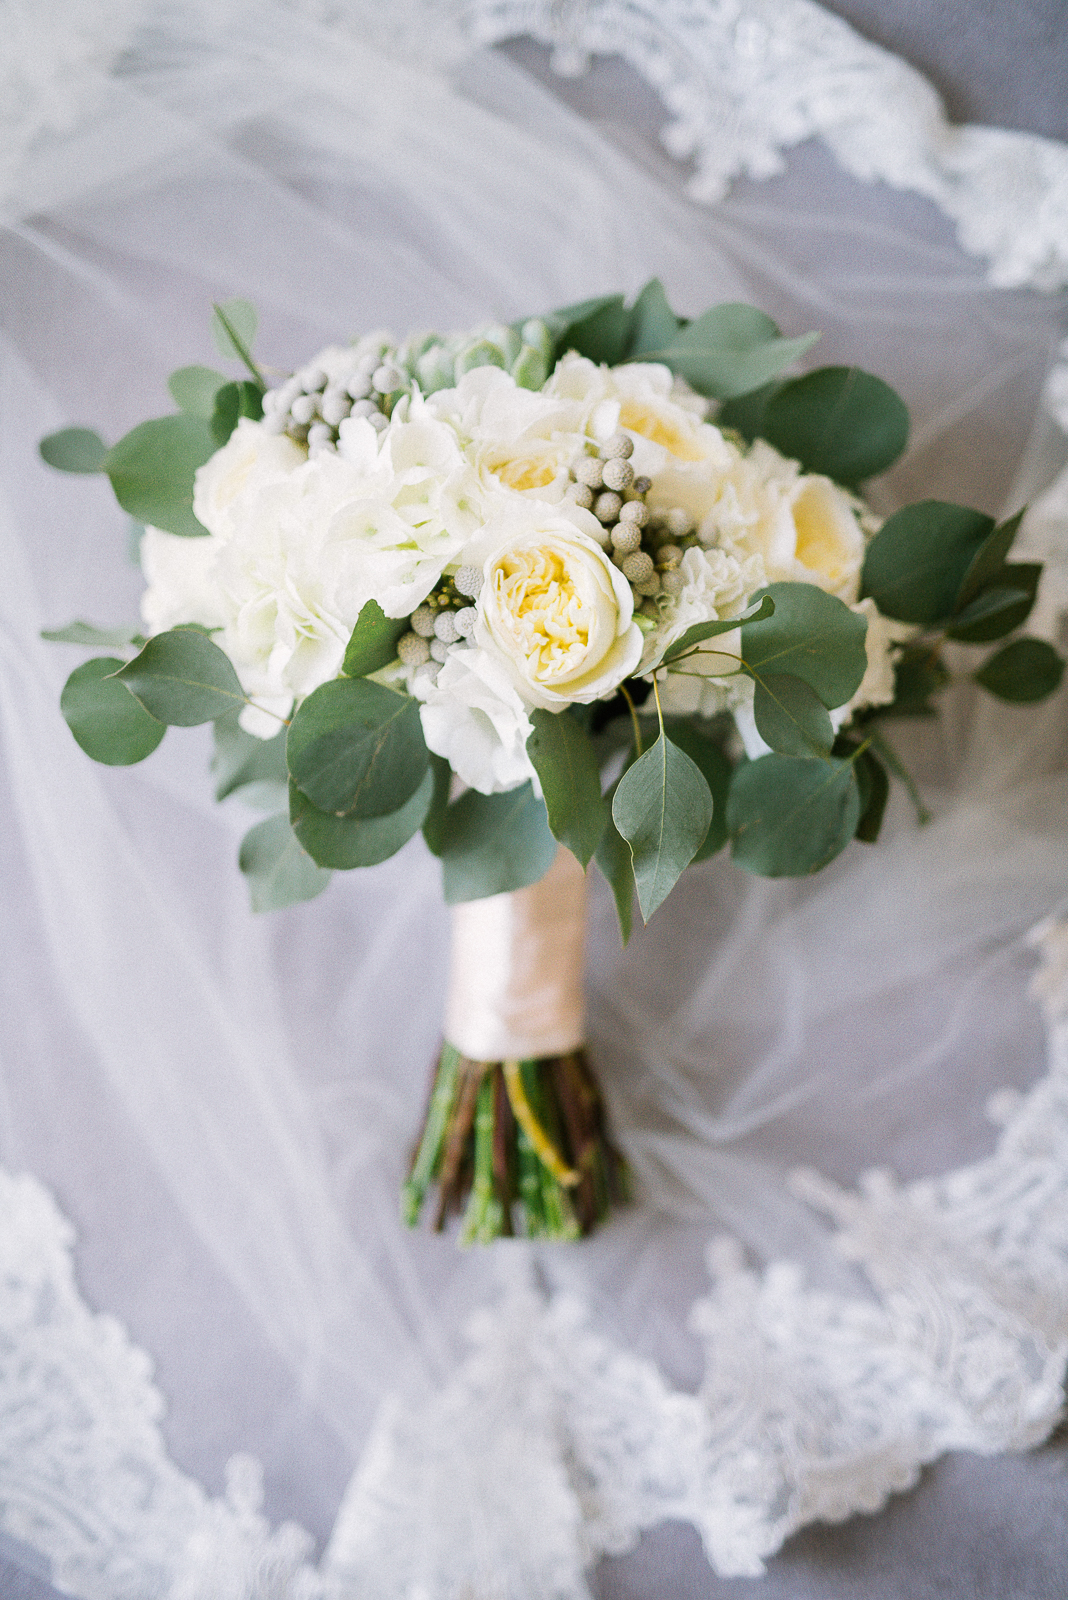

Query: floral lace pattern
left=2, top=921, right=1067, bottom=1594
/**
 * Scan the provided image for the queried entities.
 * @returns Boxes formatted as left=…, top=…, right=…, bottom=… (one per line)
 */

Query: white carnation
left=416, top=647, right=534, bottom=794
left=140, top=526, right=227, bottom=635
left=192, top=417, right=305, bottom=540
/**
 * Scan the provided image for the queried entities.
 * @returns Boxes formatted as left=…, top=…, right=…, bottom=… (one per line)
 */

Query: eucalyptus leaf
left=104, top=415, right=216, bottom=538
left=715, top=381, right=784, bottom=444
left=760, top=366, right=909, bottom=483
left=286, top=678, right=428, bottom=817
left=42, top=620, right=144, bottom=649
left=854, top=749, right=890, bottom=843
left=664, top=720, right=731, bottom=860
left=741, top=582, right=868, bottom=707
left=440, top=783, right=557, bottom=903
left=560, top=297, right=633, bottom=365
left=752, top=671, right=835, bottom=757
left=211, top=380, right=264, bottom=447
left=212, top=709, right=288, bottom=800
left=39, top=427, right=108, bottom=474
left=421, top=754, right=452, bottom=857
left=115, top=627, right=246, bottom=724
left=594, top=780, right=635, bottom=945
left=60, top=656, right=166, bottom=766
left=238, top=813, right=331, bottom=913
left=660, top=595, right=774, bottom=667
left=945, top=576, right=1039, bottom=643
left=861, top=501, right=993, bottom=625
left=728, top=753, right=861, bottom=877
left=290, top=768, right=433, bottom=869
left=211, top=298, right=259, bottom=365
left=954, top=509, right=1025, bottom=609
left=168, top=366, right=228, bottom=417
left=974, top=638, right=1065, bottom=703
left=880, top=643, right=950, bottom=717
left=628, top=278, right=680, bottom=357
left=652, top=305, right=818, bottom=400
left=544, top=293, right=626, bottom=349
left=611, top=733, right=714, bottom=922
left=342, top=599, right=407, bottom=678
left=526, top=708, right=606, bottom=867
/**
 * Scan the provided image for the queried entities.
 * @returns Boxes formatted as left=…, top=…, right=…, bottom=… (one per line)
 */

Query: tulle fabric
left=2, top=0, right=1067, bottom=1557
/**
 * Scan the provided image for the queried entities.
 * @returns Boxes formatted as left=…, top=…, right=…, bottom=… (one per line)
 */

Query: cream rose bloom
left=427, top=366, right=596, bottom=500
left=704, top=441, right=866, bottom=602
left=415, top=647, right=535, bottom=794
left=474, top=506, right=643, bottom=710
left=192, top=417, right=306, bottom=540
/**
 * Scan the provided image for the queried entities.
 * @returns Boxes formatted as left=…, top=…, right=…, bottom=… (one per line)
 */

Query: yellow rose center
left=491, top=547, right=593, bottom=682
left=619, top=399, right=704, bottom=461
left=792, top=480, right=857, bottom=588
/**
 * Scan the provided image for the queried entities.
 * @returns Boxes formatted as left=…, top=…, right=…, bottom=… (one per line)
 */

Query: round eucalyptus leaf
left=861, top=501, right=993, bottom=625
left=116, top=628, right=246, bottom=725
left=741, top=583, right=868, bottom=708
left=728, top=753, right=861, bottom=877
left=104, top=415, right=216, bottom=538
left=238, top=813, right=331, bottom=913
left=39, top=428, right=108, bottom=474
left=762, top=367, right=909, bottom=483
left=60, top=657, right=165, bottom=766
left=290, top=769, right=433, bottom=869
left=974, top=638, right=1065, bottom=703
left=286, top=677, right=428, bottom=818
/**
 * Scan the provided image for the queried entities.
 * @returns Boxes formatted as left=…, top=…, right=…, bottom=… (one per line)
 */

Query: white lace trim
left=3, top=922, right=1067, bottom=1595
left=5, top=0, right=1068, bottom=294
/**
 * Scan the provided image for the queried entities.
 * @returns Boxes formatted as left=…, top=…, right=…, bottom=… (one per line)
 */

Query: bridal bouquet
left=42, top=284, right=1064, bottom=1241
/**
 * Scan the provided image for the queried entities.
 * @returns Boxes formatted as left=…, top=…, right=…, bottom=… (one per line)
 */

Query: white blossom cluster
left=141, top=347, right=904, bottom=791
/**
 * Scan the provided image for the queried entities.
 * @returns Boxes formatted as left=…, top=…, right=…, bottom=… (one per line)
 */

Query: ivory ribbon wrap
left=444, top=847, right=588, bottom=1061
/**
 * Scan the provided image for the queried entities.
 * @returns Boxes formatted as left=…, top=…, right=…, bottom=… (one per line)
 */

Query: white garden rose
left=192, top=417, right=305, bottom=540
left=427, top=366, right=593, bottom=499
left=474, top=506, right=643, bottom=710
left=415, top=647, right=535, bottom=794
left=707, top=441, right=866, bottom=602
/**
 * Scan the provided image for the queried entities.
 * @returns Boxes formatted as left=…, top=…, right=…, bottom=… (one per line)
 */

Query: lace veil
left=2, top=3, right=1068, bottom=1594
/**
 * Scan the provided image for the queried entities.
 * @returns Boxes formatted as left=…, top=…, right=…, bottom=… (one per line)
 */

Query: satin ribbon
left=444, top=847, right=587, bottom=1061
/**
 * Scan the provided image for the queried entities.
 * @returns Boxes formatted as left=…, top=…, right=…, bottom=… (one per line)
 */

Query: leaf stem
left=502, top=1060, right=579, bottom=1187
left=868, top=726, right=931, bottom=824
left=619, top=683, right=643, bottom=757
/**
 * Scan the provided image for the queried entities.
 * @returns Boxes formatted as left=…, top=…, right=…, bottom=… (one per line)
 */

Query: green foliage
left=116, top=627, right=246, bottom=724
left=39, top=428, right=107, bottom=473
left=861, top=501, right=994, bottom=625
left=954, top=510, right=1024, bottom=607
left=238, top=813, right=331, bottom=912
left=946, top=574, right=1040, bottom=643
left=526, top=708, right=606, bottom=868
left=210, top=380, right=264, bottom=447
left=210, top=299, right=263, bottom=385
left=439, top=783, right=557, bottom=903
left=880, top=644, right=951, bottom=717
left=60, top=656, right=166, bottom=766
left=650, top=303, right=819, bottom=401
left=751, top=672, right=834, bottom=757
left=854, top=748, right=890, bottom=843
left=543, top=283, right=818, bottom=400
left=211, top=710, right=288, bottom=801
left=611, top=733, right=714, bottom=922
left=42, top=620, right=144, bottom=649
left=728, top=753, right=861, bottom=876
left=420, top=754, right=452, bottom=857
left=289, top=769, right=433, bottom=868
left=594, top=779, right=635, bottom=944
left=660, top=595, right=774, bottom=668
left=104, top=415, right=216, bottom=538
left=663, top=719, right=731, bottom=860
left=741, top=582, right=868, bottom=708
left=286, top=678, right=428, bottom=818
left=756, top=366, right=909, bottom=483
left=974, top=638, right=1065, bottom=703
left=168, top=366, right=228, bottom=417
left=628, top=278, right=680, bottom=357
left=341, top=599, right=408, bottom=678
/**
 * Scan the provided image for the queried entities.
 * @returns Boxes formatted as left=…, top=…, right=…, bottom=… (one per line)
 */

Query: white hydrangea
left=192, top=417, right=305, bottom=540
left=426, top=365, right=593, bottom=500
